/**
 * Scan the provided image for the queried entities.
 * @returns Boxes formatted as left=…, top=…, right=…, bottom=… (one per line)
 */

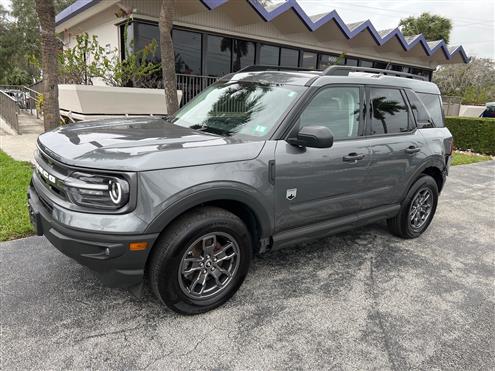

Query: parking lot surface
left=1, top=161, right=494, bottom=370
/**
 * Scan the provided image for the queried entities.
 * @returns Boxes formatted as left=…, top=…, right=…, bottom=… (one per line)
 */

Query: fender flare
left=144, top=182, right=273, bottom=238
left=401, top=156, right=445, bottom=200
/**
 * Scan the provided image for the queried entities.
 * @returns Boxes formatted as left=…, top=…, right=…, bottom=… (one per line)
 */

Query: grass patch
left=0, top=151, right=33, bottom=241
left=452, top=151, right=492, bottom=166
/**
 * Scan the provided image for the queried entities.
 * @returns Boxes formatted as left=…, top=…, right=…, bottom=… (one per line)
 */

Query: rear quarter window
left=417, top=93, right=444, bottom=127
left=405, top=90, right=432, bottom=128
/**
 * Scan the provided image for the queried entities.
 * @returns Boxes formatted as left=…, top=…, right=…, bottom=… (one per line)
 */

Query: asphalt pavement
left=1, top=161, right=494, bottom=370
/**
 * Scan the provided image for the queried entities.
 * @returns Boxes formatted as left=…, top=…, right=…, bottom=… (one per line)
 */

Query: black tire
left=387, top=175, right=439, bottom=239
left=148, top=206, right=252, bottom=315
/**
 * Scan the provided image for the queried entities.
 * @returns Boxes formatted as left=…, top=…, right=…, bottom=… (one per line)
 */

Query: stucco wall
left=61, top=6, right=121, bottom=59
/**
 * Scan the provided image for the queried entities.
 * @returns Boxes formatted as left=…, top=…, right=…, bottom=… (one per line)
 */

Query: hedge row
left=445, top=117, right=495, bottom=155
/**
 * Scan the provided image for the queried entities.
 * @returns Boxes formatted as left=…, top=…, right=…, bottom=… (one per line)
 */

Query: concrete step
left=18, top=113, right=44, bottom=135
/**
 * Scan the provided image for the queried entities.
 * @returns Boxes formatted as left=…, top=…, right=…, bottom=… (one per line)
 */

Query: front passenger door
left=274, top=85, right=371, bottom=233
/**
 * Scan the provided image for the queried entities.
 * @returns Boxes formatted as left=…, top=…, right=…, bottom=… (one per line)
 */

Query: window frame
left=416, top=92, right=445, bottom=127
left=404, top=89, right=434, bottom=129
left=364, top=85, right=417, bottom=138
left=283, top=84, right=366, bottom=142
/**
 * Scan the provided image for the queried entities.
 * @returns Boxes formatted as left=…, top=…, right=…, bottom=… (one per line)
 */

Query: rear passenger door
left=362, top=87, right=427, bottom=210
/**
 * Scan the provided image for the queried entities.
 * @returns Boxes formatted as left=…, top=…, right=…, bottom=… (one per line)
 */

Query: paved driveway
left=1, top=162, right=494, bottom=370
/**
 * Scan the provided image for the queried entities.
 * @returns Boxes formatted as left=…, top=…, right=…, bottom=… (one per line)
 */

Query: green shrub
left=445, top=117, right=495, bottom=155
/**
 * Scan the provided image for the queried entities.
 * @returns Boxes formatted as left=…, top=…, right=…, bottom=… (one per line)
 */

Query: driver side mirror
left=287, top=125, right=334, bottom=148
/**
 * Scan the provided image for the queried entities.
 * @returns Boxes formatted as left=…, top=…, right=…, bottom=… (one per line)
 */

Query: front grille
left=34, top=149, right=70, bottom=202
left=39, top=150, right=70, bottom=177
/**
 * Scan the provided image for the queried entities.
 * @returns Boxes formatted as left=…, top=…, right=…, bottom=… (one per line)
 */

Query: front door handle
left=405, top=146, right=421, bottom=154
left=343, top=153, right=366, bottom=162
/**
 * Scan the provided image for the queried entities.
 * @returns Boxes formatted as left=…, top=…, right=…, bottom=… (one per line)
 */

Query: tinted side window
left=417, top=93, right=444, bottom=127
left=370, top=88, right=410, bottom=135
left=405, top=90, right=432, bottom=128
left=299, top=86, right=362, bottom=140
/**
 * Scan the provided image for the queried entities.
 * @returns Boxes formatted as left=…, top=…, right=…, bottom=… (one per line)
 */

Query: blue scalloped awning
left=56, top=0, right=469, bottom=63
left=201, top=0, right=468, bottom=63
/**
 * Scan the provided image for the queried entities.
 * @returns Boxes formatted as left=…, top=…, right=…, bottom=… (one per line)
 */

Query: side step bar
left=271, top=204, right=400, bottom=250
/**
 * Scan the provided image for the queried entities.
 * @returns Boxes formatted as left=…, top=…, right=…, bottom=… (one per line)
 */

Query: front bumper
left=28, top=185, right=159, bottom=288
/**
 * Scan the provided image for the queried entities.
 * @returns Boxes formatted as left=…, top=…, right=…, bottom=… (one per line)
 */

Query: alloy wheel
left=178, top=232, right=240, bottom=299
left=409, top=188, right=433, bottom=230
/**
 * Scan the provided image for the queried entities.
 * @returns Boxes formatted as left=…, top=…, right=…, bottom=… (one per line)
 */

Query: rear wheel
left=387, top=175, right=438, bottom=239
left=148, top=207, right=252, bottom=314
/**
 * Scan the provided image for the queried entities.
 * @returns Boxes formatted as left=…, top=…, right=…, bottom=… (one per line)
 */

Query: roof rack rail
left=322, top=65, right=427, bottom=81
left=238, top=65, right=315, bottom=73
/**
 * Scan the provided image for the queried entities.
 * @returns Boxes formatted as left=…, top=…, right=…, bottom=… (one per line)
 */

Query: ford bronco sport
left=28, top=65, right=453, bottom=314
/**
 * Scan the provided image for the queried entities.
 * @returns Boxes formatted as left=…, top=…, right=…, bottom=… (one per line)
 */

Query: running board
left=271, top=204, right=400, bottom=250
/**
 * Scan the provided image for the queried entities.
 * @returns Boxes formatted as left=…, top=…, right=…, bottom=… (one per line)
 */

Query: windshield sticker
left=288, top=91, right=297, bottom=97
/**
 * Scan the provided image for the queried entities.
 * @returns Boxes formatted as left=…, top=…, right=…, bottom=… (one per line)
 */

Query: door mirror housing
left=287, top=125, right=334, bottom=148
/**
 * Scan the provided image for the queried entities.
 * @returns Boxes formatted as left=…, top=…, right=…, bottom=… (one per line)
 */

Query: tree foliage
left=433, top=58, right=495, bottom=105
left=57, top=32, right=162, bottom=88
left=0, top=0, right=76, bottom=84
left=399, top=12, right=452, bottom=43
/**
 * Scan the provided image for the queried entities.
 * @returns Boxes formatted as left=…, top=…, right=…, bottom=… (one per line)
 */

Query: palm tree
left=159, top=0, right=179, bottom=115
left=220, top=38, right=250, bottom=72
left=34, top=0, right=60, bottom=131
left=372, top=96, right=404, bottom=134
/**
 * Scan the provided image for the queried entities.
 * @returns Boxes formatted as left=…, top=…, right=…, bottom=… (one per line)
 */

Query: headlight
left=65, top=172, right=130, bottom=210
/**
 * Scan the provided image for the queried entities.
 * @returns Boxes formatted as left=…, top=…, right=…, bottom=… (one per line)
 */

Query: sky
left=1, top=0, right=493, bottom=59
left=297, top=0, right=494, bottom=59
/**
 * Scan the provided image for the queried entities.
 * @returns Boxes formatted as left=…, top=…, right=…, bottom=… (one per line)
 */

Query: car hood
left=37, top=117, right=265, bottom=171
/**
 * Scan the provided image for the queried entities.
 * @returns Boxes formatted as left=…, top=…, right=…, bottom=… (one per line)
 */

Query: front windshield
left=172, top=81, right=305, bottom=139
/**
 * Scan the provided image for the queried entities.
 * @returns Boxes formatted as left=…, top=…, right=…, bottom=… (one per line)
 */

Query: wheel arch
left=145, top=184, right=273, bottom=250
left=402, top=157, right=446, bottom=200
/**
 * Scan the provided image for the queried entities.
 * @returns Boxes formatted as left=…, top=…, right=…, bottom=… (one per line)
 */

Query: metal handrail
left=0, top=84, right=42, bottom=118
left=0, top=90, right=20, bottom=134
left=23, top=85, right=42, bottom=97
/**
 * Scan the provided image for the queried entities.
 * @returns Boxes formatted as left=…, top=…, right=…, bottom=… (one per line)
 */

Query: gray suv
left=28, top=66, right=453, bottom=314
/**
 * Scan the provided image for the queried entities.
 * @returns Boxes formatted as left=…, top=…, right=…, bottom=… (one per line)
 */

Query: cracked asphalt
left=1, top=161, right=494, bottom=370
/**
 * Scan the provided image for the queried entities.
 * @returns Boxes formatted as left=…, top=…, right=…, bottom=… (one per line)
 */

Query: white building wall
left=61, top=6, right=121, bottom=59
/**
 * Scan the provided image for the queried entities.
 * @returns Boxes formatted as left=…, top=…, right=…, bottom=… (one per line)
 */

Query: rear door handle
left=343, top=153, right=366, bottom=162
left=405, top=146, right=421, bottom=154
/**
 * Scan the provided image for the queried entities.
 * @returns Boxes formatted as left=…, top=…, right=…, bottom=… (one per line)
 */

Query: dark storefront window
left=359, top=60, right=373, bottom=68
left=410, top=68, right=431, bottom=79
left=134, top=22, right=160, bottom=60
left=346, top=58, right=358, bottom=66
left=390, top=64, right=404, bottom=72
left=120, top=22, right=134, bottom=59
left=232, top=39, right=255, bottom=71
left=302, top=51, right=317, bottom=69
left=173, top=29, right=202, bottom=75
left=319, top=54, right=341, bottom=70
left=280, top=48, right=299, bottom=67
left=373, top=61, right=388, bottom=69
left=206, top=35, right=232, bottom=77
left=259, top=44, right=280, bottom=65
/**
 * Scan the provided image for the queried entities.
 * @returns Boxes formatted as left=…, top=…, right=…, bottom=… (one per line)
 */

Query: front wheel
left=148, top=207, right=252, bottom=314
left=387, top=175, right=439, bottom=239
